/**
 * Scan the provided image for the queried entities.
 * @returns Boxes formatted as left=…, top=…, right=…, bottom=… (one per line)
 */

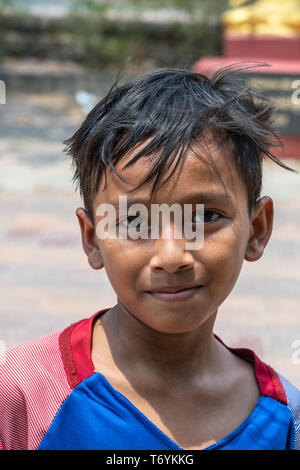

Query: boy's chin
left=132, top=309, right=214, bottom=335
left=115, top=297, right=216, bottom=335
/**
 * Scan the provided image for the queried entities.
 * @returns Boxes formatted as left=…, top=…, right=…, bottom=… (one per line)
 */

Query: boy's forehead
left=95, top=137, right=243, bottom=206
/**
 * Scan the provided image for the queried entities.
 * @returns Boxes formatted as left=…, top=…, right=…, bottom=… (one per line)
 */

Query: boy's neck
left=94, top=304, right=224, bottom=386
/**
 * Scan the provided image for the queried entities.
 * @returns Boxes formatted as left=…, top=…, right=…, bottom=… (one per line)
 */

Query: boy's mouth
left=146, top=284, right=203, bottom=302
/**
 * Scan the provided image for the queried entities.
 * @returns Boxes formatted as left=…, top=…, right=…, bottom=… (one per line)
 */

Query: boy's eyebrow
left=107, top=191, right=234, bottom=207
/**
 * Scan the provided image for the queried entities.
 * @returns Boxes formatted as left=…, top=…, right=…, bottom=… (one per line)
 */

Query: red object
left=224, top=33, right=300, bottom=61
left=272, top=133, right=300, bottom=160
left=192, top=56, right=300, bottom=78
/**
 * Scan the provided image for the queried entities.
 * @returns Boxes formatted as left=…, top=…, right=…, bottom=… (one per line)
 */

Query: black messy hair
left=64, top=64, right=295, bottom=226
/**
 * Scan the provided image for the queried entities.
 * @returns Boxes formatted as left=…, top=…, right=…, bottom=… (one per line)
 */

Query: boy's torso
left=91, top=312, right=261, bottom=450
left=0, top=308, right=299, bottom=450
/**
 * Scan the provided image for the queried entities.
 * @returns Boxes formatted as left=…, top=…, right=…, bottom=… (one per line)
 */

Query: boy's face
left=76, top=137, right=273, bottom=334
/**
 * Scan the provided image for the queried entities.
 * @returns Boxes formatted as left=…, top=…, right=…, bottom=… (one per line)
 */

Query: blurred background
left=0, top=0, right=299, bottom=387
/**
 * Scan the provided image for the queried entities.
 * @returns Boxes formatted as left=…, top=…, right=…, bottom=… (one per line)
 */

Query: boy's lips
left=145, top=284, right=203, bottom=302
left=147, top=284, right=201, bottom=293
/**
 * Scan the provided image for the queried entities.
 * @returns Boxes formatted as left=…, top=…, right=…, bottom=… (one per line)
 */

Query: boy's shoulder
left=0, top=309, right=106, bottom=450
left=220, top=340, right=300, bottom=449
left=0, top=326, right=72, bottom=450
left=276, top=372, right=300, bottom=449
left=0, top=308, right=108, bottom=393
left=0, top=327, right=68, bottom=388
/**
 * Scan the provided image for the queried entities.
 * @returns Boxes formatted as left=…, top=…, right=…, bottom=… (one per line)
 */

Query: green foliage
left=0, top=0, right=12, bottom=15
left=0, top=0, right=13, bottom=58
left=66, top=1, right=109, bottom=66
left=70, top=0, right=108, bottom=16
left=125, top=0, right=229, bottom=15
left=0, top=0, right=229, bottom=68
left=66, top=0, right=229, bottom=68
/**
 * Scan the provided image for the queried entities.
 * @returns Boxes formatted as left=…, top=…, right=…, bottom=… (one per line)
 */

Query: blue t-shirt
left=38, top=371, right=295, bottom=450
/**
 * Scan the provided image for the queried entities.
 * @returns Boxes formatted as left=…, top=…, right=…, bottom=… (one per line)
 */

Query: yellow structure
left=222, top=0, right=300, bottom=37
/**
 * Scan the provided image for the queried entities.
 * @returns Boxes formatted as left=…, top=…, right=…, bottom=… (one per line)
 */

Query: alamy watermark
left=0, top=80, right=6, bottom=104
left=95, top=196, right=205, bottom=250
left=291, top=339, right=300, bottom=365
left=291, top=79, right=300, bottom=105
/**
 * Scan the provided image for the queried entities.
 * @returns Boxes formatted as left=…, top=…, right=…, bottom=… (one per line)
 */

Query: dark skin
left=76, top=138, right=274, bottom=450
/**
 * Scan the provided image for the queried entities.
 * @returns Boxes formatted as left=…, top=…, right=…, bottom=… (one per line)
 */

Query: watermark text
left=291, top=79, right=300, bottom=105
left=95, top=196, right=205, bottom=250
left=0, top=80, right=6, bottom=104
left=291, top=339, right=300, bottom=365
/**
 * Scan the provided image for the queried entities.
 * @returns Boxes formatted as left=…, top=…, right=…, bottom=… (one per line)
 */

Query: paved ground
left=0, top=90, right=299, bottom=387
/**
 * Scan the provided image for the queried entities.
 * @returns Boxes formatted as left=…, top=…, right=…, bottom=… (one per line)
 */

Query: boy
left=0, top=66, right=299, bottom=450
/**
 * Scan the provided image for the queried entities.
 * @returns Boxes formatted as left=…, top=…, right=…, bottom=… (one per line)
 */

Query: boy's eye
left=192, top=210, right=221, bottom=224
left=121, top=211, right=221, bottom=227
left=119, top=215, right=149, bottom=230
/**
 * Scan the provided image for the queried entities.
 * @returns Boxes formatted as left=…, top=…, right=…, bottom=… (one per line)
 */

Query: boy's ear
left=245, top=196, right=274, bottom=262
left=76, top=208, right=104, bottom=270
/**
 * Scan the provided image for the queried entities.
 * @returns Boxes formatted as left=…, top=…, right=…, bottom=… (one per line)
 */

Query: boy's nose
left=149, top=237, right=195, bottom=273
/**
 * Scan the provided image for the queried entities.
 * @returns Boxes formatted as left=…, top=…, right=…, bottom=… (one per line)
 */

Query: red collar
left=59, top=308, right=287, bottom=405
